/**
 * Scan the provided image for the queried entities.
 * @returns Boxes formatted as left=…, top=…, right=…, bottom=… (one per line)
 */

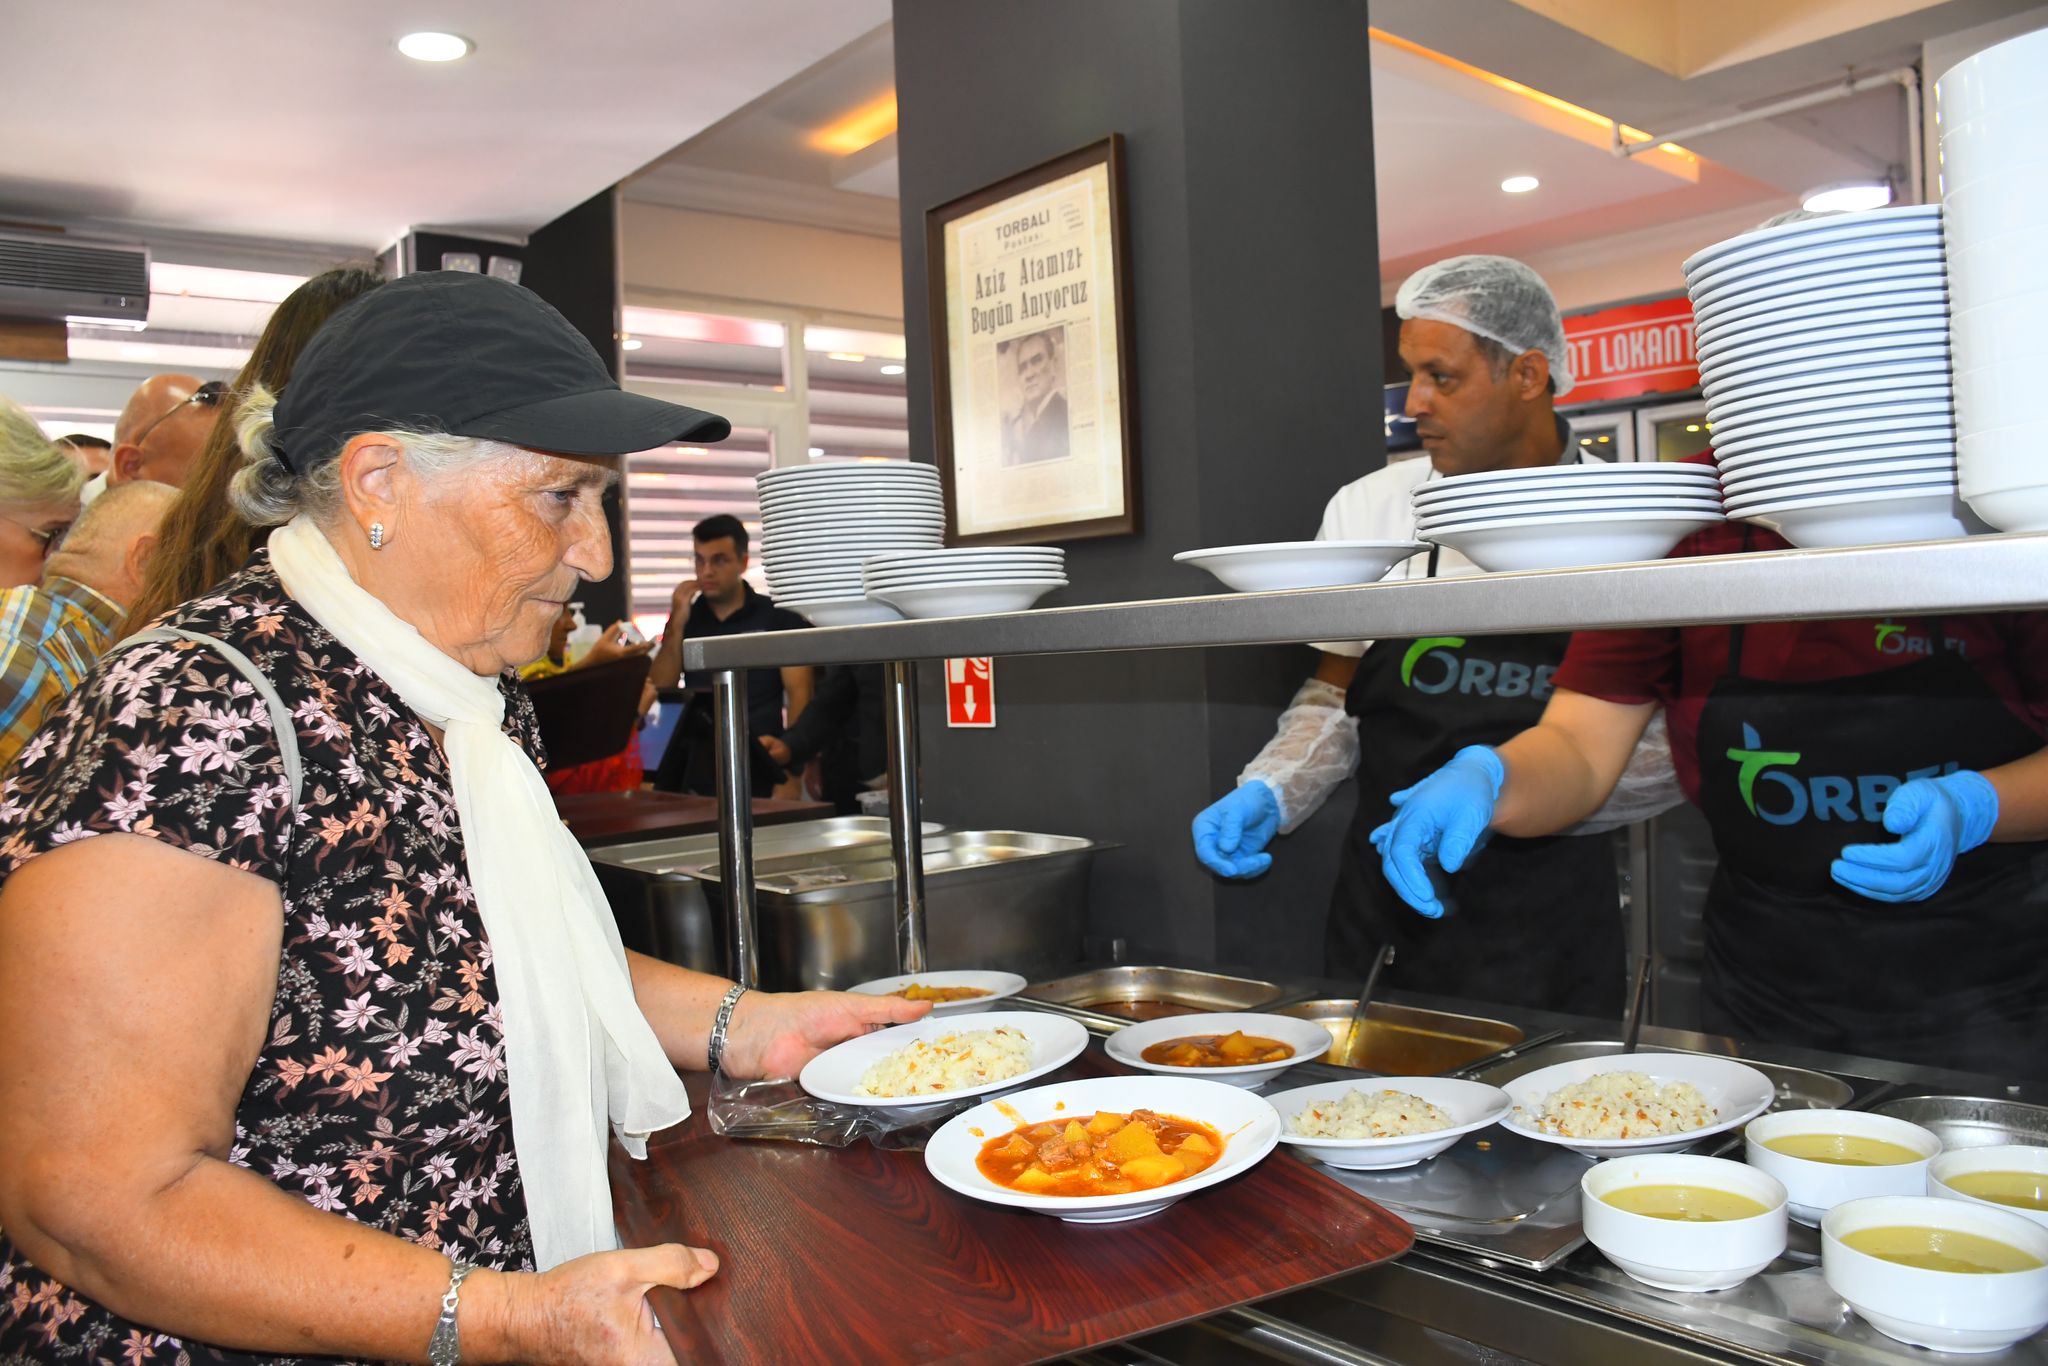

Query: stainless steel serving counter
left=1046, top=976, right=2048, bottom=1366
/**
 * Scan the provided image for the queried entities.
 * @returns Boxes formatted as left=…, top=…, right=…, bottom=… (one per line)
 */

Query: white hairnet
left=1395, top=255, right=1574, bottom=397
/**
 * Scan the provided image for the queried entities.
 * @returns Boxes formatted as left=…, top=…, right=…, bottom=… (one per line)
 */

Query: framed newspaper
left=926, top=135, right=1140, bottom=544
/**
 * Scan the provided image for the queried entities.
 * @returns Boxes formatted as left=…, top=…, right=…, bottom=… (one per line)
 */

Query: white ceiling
left=0, top=0, right=890, bottom=248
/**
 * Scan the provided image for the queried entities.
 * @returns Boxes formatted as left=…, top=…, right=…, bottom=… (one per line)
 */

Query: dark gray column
left=893, top=0, right=1383, bottom=974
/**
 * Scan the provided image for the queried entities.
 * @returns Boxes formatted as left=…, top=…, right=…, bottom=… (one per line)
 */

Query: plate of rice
left=1497, top=1052, right=1776, bottom=1157
left=799, top=1011, right=1089, bottom=1108
left=1266, top=1077, right=1511, bottom=1169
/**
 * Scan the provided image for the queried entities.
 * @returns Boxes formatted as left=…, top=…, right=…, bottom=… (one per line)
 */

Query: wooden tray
left=610, top=1061, right=1413, bottom=1364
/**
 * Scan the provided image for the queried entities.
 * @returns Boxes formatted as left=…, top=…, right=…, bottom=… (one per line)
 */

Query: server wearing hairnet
left=1191, top=255, right=1677, bottom=1013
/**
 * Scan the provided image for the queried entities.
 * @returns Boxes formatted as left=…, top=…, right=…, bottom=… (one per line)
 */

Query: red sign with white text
left=946, top=657, right=995, bottom=728
left=1561, top=294, right=1698, bottom=406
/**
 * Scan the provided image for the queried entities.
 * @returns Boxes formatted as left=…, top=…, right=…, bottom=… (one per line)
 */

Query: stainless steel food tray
left=1270, top=998, right=1524, bottom=1074
left=1294, top=1041, right=1865, bottom=1271
left=1874, top=1093, right=2048, bottom=1148
left=1019, top=965, right=1288, bottom=1022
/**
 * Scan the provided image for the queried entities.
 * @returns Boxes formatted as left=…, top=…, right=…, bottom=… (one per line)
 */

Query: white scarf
left=268, top=515, right=690, bottom=1270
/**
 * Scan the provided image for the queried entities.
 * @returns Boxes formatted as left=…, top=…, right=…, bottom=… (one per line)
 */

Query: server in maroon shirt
left=1372, top=500, right=2048, bottom=1078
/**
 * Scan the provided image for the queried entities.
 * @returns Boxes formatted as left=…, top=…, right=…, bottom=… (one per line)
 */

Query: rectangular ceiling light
left=811, top=92, right=899, bottom=156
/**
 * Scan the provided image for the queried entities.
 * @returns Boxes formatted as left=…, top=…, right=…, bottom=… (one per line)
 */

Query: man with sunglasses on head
left=83, top=374, right=225, bottom=504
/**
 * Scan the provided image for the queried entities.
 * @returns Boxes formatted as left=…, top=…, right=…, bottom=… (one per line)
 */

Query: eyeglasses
left=129, top=380, right=229, bottom=447
left=1, top=512, right=70, bottom=560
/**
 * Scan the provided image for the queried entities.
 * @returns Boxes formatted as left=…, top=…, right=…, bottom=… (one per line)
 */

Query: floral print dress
left=0, top=553, right=536, bottom=1365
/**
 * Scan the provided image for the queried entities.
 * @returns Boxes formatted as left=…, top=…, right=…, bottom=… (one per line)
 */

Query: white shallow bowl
left=1172, top=539, right=1427, bottom=592
left=1688, top=247, right=1947, bottom=310
left=758, top=493, right=945, bottom=514
left=798, top=1010, right=1088, bottom=1107
left=1682, top=203, right=1942, bottom=275
left=1736, top=487, right=1990, bottom=548
left=1428, top=512, right=1722, bottom=573
left=1707, top=375, right=1954, bottom=426
left=1702, top=354, right=1953, bottom=405
left=1715, top=433, right=1956, bottom=473
left=869, top=580, right=1062, bottom=618
left=1267, top=1076, right=1511, bottom=1170
left=1414, top=464, right=1715, bottom=499
left=1932, top=1146, right=2048, bottom=1231
left=924, top=1074, right=1281, bottom=1223
left=1104, top=1012, right=1334, bottom=1090
left=1721, top=468, right=1956, bottom=508
left=1686, top=230, right=1943, bottom=292
left=1744, top=1109, right=1942, bottom=1226
left=1693, top=291, right=1949, bottom=347
left=1692, top=260, right=1949, bottom=319
left=1582, top=1154, right=1789, bottom=1291
left=846, top=969, right=1028, bottom=1017
left=1824, top=1194, right=2048, bottom=1353
left=1701, top=336, right=1949, bottom=390
left=1711, top=420, right=1956, bottom=461
left=777, top=598, right=903, bottom=626
left=1692, top=281, right=1949, bottom=335
left=1414, top=496, right=1722, bottom=529
left=1413, top=479, right=1717, bottom=510
left=1697, top=318, right=1949, bottom=369
left=1498, top=1052, right=1776, bottom=1158
left=758, top=462, right=941, bottom=484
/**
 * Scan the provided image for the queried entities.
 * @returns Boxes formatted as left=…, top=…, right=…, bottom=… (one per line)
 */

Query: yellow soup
left=1841, top=1226, right=2044, bottom=1274
left=1762, top=1133, right=1923, bottom=1166
left=1602, top=1184, right=1771, bottom=1223
left=1946, top=1171, right=2048, bottom=1212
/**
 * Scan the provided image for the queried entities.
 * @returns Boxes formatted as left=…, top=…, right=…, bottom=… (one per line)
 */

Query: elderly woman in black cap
left=0, top=272, right=924, bottom=1364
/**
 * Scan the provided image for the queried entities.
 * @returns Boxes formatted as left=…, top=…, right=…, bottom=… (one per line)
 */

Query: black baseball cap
left=271, top=270, right=730, bottom=473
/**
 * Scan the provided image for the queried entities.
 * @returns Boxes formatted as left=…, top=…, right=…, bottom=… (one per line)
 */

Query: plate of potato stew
left=924, top=1076, right=1282, bottom=1222
left=1104, top=1012, right=1335, bottom=1089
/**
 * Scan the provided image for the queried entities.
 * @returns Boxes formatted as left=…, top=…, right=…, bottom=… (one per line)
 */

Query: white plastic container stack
left=1938, top=24, right=2048, bottom=532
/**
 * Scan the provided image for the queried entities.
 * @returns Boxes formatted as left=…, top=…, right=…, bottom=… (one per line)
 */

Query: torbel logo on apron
left=1399, top=636, right=1557, bottom=700
left=1874, top=620, right=1970, bottom=658
left=1724, top=721, right=1961, bottom=825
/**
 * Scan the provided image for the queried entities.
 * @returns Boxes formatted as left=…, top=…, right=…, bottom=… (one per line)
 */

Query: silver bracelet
left=707, top=983, right=747, bottom=1074
left=427, top=1258, right=475, bottom=1366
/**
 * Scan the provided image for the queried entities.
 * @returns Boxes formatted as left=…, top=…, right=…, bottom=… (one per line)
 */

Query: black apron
left=1694, top=616, right=2048, bottom=1079
left=1329, top=551, right=1625, bottom=1014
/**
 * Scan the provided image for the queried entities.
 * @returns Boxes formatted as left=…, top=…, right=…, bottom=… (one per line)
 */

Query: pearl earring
left=368, top=522, right=386, bottom=550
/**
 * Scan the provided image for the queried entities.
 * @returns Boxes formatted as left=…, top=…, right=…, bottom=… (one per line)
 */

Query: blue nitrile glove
left=1192, top=780, right=1282, bottom=878
left=1831, top=771, right=1999, bottom=903
left=1368, top=745, right=1505, bottom=919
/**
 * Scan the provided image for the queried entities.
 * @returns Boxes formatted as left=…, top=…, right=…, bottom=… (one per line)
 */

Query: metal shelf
left=686, top=531, right=2048, bottom=670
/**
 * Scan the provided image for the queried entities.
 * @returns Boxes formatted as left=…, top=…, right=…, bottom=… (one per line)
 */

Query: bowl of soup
left=1745, top=1108, right=1940, bottom=1226
left=1932, top=1145, right=2048, bottom=1231
left=1104, top=1012, right=1334, bottom=1089
left=1822, top=1194, right=2048, bottom=1352
left=1581, top=1153, right=1789, bottom=1290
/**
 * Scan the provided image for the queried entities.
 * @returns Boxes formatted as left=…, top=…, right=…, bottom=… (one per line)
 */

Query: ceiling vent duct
left=0, top=230, right=150, bottom=327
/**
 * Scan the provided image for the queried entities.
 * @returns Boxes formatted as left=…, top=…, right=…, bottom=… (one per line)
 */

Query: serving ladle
left=1339, top=944, right=1396, bottom=1065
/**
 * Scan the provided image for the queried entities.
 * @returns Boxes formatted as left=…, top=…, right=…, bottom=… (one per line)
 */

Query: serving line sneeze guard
left=699, top=532, right=2048, bottom=986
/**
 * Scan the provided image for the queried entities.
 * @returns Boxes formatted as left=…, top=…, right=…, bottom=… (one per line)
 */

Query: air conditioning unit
left=0, top=229, right=150, bottom=327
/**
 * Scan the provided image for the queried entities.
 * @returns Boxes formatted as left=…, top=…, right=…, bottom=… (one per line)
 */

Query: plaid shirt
left=0, top=575, right=124, bottom=774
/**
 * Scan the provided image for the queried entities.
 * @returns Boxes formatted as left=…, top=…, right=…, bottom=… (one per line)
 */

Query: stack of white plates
left=1938, top=24, right=2048, bottom=531
left=1684, top=203, right=1977, bottom=547
left=757, top=463, right=945, bottom=626
left=862, top=546, right=1067, bottom=618
left=1411, top=464, right=1724, bottom=572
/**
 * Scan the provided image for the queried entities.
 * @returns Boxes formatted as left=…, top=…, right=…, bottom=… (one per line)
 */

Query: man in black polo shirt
left=648, top=514, right=814, bottom=797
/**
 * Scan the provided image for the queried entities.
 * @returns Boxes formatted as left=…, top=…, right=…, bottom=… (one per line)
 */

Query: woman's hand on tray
left=722, top=989, right=933, bottom=1080
left=473, top=1242, right=719, bottom=1364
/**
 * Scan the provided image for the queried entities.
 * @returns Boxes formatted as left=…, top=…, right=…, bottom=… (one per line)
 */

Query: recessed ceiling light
left=1801, top=181, right=1891, bottom=213
left=808, top=447, right=825, bottom=457
left=620, top=338, right=644, bottom=351
left=399, top=31, right=473, bottom=62
left=879, top=364, right=906, bottom=376
left=1501, top=175, right=1540, bottom=194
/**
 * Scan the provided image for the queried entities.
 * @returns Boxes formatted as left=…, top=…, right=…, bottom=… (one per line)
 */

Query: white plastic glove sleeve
left=1560, top=709, right=1685, bottom=836
left=1238, top=677, right=1361, bottom=833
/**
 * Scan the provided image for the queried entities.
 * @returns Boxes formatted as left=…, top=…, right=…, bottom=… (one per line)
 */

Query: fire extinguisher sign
left=945, top=657, right=995, bottom=728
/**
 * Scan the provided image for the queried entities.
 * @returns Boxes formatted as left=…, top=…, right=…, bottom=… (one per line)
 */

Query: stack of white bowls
left=1412, top=464, right=1723, bottom=572
left=1685, top=204, right=1986, bottom=547
left=757, top=463, right=944, bottom=626
left=862, top=546, right=1067, bottom=618
left=1938, top=23, right=2048, bottom=532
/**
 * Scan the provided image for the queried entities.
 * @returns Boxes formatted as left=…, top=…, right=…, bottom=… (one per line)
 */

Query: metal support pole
left=712, top=668, right=759, bottom=988
left=883, top=659, right=928, bottom=974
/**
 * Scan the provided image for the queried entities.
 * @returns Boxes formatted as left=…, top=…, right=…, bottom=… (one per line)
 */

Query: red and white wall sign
left=945, top=657, right=995, bottom=728
left=1561, top=294, right=1698, bottom=406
